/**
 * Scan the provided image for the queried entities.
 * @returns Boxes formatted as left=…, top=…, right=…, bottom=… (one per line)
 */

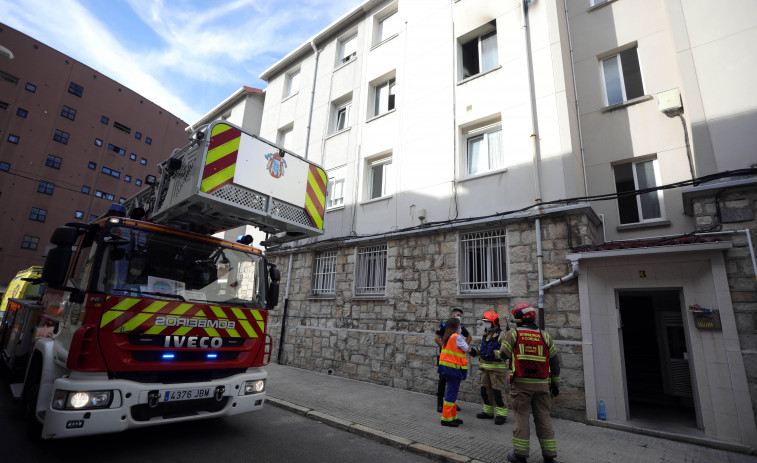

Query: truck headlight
left=242, top=380, right=265, bottom=395
left=52, top=390, right=113, bottom=410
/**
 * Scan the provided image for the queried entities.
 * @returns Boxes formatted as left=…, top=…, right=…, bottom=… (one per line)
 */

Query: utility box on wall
left=658, top=88, right=682, bottom=114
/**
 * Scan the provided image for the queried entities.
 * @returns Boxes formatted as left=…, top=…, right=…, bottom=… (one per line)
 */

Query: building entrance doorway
left=618, top=289, right=698, bottom=431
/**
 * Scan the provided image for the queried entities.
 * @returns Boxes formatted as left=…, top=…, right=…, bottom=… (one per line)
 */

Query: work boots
left=440, top=418, right=463, bottom=427
left=506, top=452, right=528, bottom=463
left=476, top=412, right=494, bottom=419
left=494, top=415, right=507, bottom=425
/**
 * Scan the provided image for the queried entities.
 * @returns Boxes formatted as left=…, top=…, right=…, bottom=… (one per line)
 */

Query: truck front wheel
left=22, top=355, right=43, bottom=440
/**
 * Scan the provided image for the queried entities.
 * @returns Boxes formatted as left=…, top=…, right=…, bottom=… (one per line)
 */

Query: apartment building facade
left=253, top=0, right=756, bottom=448
left=0, top=24, right=188, bottom=282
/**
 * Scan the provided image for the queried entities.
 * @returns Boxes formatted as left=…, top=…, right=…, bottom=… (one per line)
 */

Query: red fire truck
left=0, top=121, right=327, bottom=439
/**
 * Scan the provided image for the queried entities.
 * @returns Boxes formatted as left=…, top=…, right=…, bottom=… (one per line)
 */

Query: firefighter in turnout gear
left=475, top=311, right=509, bottom=425
left=501, top=303, right=560, bottom=463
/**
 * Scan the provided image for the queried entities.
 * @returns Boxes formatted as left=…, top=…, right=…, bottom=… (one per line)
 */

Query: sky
left=1, top=0, right=361, bottom=124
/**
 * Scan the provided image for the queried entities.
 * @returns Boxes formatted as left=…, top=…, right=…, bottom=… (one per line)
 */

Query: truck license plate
left=161, top=388, right=212, bottom=402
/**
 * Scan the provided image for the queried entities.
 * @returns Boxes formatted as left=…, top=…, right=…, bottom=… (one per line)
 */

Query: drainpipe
left=542, top=261, right=579, bottom=291
left=277, top=253, right=294, bottom=364
left=562, top=0, right=589, bottom=199
left=522, top=0, right=547, bottom=327
left=304, top=40, right=321, bottom=160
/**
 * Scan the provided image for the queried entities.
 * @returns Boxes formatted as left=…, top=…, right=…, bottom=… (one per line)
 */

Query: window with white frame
left=278, top=126, right=293, bottom=147
left=600, top=46, right=644, bottom=106
left=311, top=250, right=337, bottom=295
left=373, top=77, right=395, bottom=117
left=460, top=22, right=498, bottom=79
left=367, top=155, right=393, bottom=200
left=327, top=177, right=344, bottom=209
left=459, top=229, right=507, bottom=293
left=355, top=244, right=387, bottom=295
left=331, top=99, right=351, bottom=133
left=613, top=158, right=664, bottom=225
left=284, top=69, right=300, bottom=99
left=465, top=123, right=503, bottom=176
left=338, top=33, right=357, bottom=65
left=374, top=7, right=399, bottom=45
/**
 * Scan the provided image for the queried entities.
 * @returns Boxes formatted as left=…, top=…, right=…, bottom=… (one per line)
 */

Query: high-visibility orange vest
left=438, top=332, right=468, bottom=377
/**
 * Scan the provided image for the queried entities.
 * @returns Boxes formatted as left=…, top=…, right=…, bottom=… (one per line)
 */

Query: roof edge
left=258, top=0, right=385, bottom=81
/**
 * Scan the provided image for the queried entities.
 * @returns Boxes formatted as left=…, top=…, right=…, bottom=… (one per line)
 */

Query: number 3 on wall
left=638, top=270, right=647, bottom=279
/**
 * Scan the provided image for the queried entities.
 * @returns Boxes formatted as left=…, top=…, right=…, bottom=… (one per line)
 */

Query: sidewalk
left=264, top=363, right=756, bottom=463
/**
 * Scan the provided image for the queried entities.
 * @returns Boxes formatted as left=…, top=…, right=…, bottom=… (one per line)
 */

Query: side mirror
left=50, top=226, right=82, bottom=246
left=42, top=247, right=72, bottom=288
left=266, top=281, right=280, bottom=309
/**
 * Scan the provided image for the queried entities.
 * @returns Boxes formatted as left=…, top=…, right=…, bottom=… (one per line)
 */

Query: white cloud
left=0, top=0, right=362, bottom=123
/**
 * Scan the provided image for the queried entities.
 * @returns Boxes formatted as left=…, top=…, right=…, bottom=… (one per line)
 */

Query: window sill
left=325, top=126, right=351, bottom=140
left=370, top=33, right=399, bottom=51
left=616, top=219, right=671, bottom=231
left=457, top=167, right=508, bottom=183
left=457, top=65, right=502, bottom=86
left=456, top=291, right=510, bottom=299
left=351, top=295, right=387, bottom=301
left=334, top=56, right=357, bottom=72
left=326, top=204, right=345, bottom=213
left=588, top=0, right=619, bottom=13
left=308, top=294, right=336, bottom=300
left=360, top=195, right=393, bottom=206
left=281, top=91, right=299, bottom=103
left=600, top=95, right=653, bottom=113
left=366, top=108, right=396, bottom=124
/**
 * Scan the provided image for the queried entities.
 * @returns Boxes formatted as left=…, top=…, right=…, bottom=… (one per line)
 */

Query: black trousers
left=436, top=373, right=447, bottom=399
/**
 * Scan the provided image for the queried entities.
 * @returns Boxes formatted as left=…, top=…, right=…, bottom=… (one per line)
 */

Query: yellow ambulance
left=0, top=266, right=43, bottom=321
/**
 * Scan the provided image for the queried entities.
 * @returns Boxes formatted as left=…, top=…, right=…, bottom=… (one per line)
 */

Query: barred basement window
left=355, top=244, right=387, bottom=295
left=311, top=251, right=337, bottom=295
left=458, top=229, right=507, bottom=293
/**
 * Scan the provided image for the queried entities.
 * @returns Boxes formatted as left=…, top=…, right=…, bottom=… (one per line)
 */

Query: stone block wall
left=266, top=210, right=599, bottom=422
left=691, top=186, right=757, bottom=420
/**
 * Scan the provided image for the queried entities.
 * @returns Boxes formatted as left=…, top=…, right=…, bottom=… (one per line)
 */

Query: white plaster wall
left=258, top=0, right=580, bottom=240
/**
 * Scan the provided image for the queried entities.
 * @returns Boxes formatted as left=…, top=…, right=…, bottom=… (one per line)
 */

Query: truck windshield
left=97, top=225, right=262, bottom=309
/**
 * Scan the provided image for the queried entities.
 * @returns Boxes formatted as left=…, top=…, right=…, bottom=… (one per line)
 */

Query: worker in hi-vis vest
left=500, top=303, right=560, bottom=463
left=437, top=316, right=469, bottom=427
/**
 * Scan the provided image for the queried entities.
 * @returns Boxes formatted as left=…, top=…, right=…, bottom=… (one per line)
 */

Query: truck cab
left=12, top=209, right=279, bottom=439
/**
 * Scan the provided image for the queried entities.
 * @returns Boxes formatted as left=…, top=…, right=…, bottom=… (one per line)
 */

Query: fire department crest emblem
left=265, top=151, right=287, bottom=178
